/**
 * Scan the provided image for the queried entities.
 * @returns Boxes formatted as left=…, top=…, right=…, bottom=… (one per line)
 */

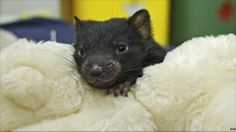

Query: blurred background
left=0, top=0, right=235, bottom=48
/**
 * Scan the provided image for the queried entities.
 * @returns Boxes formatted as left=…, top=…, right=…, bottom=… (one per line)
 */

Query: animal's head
left=73, top=9, right=152, bottom=88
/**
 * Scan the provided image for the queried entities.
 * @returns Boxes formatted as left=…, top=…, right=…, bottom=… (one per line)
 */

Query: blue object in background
left=0, top=17, right=174, bottom=51
left=0, top=17, right=76, bottom=44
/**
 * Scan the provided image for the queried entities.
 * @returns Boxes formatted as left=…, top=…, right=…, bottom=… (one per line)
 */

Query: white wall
left=0, top=0, right=61, bottom=23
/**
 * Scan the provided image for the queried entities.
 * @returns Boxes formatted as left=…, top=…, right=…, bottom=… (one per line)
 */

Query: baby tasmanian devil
left=73, top=9, right=166, bottom=97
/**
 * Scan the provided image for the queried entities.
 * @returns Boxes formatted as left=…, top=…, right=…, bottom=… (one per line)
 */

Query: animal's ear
left=74, top=16, right=82, bottom=31
left=128, top=9, right=151, bottom=40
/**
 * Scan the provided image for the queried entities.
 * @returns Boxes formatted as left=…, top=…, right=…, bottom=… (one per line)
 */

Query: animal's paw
left=107, top=81, right=131, bottom=97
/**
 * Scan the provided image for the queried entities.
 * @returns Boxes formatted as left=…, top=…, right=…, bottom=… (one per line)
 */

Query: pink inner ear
left=129, top=11, right=151, bottom=40
left=132, top=15, right=144, bottom=27
left=137, top=21, right=150, bottom=40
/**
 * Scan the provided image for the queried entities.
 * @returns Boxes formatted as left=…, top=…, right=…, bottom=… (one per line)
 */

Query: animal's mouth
left=84, top=71, right=120, bottom=89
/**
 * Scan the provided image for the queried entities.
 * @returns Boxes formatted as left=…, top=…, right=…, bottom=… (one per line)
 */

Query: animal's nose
left=89, top=64, right=103, bottom=76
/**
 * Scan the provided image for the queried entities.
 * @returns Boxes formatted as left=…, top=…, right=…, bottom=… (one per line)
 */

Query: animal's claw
left=107, top=82, right=131, bottom=97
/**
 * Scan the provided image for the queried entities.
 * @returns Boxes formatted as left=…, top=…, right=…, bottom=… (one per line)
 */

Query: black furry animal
left=73, top=9, right=166, bottom=96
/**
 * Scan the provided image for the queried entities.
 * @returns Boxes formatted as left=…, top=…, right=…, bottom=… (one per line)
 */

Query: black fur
left=73, top=9, right=166, bottom=91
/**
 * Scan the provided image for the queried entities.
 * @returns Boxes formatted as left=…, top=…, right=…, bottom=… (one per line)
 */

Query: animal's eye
left=77, top=48, right=86, bottom=57
left=117, top=44, right=128, bottom=54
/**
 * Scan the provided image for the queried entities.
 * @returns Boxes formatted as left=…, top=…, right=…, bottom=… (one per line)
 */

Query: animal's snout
left=89, top=64, right=103, bottom=77
left=81, top=56, right=122, bottom=88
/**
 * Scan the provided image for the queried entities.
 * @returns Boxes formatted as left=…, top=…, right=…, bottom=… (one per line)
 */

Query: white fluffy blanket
left=0, top=34, right=235, bottom=131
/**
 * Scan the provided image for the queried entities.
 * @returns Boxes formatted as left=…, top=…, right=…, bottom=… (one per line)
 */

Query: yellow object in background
left=72, top=0, right=170, bottom=46
left=20, top=11, right=51, bottom=19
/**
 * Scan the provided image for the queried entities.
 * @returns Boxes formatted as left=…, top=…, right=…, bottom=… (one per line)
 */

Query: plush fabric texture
left=0, top=29, right=17, bottom=50
left=0, top=34, right=235, bottom=131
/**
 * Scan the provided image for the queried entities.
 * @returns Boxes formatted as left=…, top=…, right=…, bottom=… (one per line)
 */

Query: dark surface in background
left=0, top=17, right=174, bottom=51
left=0, top=17, right=76, bottom=44
left=171, top=0, right=236, bottom=46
